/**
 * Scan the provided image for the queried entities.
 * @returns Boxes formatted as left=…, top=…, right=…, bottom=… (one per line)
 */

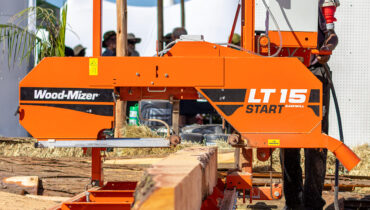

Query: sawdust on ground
left=0, top=191, right=59, bottom=210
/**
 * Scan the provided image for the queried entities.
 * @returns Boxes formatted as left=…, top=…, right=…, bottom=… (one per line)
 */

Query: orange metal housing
left=19, top=41, right=360, bottom=171
left=18, top=0, right=360, bottom=208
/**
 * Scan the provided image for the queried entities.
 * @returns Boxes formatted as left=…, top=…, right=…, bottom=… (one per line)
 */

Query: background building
left=0, top=0, right=34, bottom=137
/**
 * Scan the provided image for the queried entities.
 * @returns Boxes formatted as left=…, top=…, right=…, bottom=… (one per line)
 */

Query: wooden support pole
left=181, top=0, right=185, bottom=28
left=172, top=100, right=180, bottom=135
left=157, top=0, right=164, bottom=51
left=115, top=0, right=128, bottom=138
left=133, top=147, right=218, bottom=210
left=116, top=0, right=128, bottom=57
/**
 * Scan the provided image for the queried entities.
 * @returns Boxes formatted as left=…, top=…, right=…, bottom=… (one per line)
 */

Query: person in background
left=171, top=27, right=187, bottom=41
left=127, top=33, right=141, bottom=56
left=64, top=46, right=74, bottom=56
left=73, top=44, right=86, bottom=56
left=163, top=33, right=173, bottom=46
left=102, top=31, right=116, bottom=56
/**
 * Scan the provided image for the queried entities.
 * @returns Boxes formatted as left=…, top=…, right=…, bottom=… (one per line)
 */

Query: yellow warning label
left=89, top=58, right=98, bottom=76
left=268, top=139, right=280, bottom=146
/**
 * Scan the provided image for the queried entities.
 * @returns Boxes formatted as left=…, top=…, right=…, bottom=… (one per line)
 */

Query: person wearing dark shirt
left=127, top=33, right=141, bottom=56
left=281, top=1, right=339, bottom=209
left=102, top=31, right=116, bottom=56
left=64, top=46, right=74, bottom=56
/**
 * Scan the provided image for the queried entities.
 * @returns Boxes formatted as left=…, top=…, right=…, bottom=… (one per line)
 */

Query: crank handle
left=311, top=49, right=332, bottom=56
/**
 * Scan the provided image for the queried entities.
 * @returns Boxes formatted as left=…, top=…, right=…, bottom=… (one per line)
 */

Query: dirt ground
left=0, top=155, right=369, bottom=210
left=0, top=156, right=145, bottom=197
left=0, top=191, right=58, bottom=210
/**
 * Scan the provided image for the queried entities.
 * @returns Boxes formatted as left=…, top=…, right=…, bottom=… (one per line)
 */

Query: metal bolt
left=274, top=191, right=280, bottom=197
left=213, top=45, right=217, bottom=49
left=136, top=72, right=140, bottom=76
left=164, top=73, right=169, bottom=78
left=151, top=81, right=154, bottom=85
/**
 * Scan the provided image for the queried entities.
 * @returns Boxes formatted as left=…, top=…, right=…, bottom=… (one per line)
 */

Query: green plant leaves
left=0, top=5, right=68, bottom=69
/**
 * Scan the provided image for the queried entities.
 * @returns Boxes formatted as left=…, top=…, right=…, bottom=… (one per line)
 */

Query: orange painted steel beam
left=88, top=190, right=134, bottom=202
left=93, top=0, right=102, bottom=57
left=91, top=148, right=103, bottom=187
left=268, top=31, right=318, bottom=49
left=61, top=202, right=131, bottom=210
left=56, top=182, right=137, bottom=210
left=242, top=0, right=255, bottom=51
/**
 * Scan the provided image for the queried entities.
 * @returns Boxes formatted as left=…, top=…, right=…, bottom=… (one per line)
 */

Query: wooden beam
left=116, top=0, right=128, bottom=56
left=172, top=100, right=180, bottom=135
left=181, top=0, right=185, bottom=28
left=157, top=0, right=164, bottom=51
left=133, top=147, right=218, bottom=210
left=115, top=0, right=128, bottom=138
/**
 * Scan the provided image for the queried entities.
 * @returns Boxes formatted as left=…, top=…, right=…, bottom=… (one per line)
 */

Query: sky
left=43, top=0, right=66, bottom=7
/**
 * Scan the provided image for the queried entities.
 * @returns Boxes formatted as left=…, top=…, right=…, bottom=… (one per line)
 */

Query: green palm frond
left=0, top=5, right=68, bottom=68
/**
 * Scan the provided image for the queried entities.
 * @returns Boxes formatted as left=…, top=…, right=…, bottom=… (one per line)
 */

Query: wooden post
left=157, top=0, right=164, bottom=51
left=116, top=0, right=128, bottom=56
left=181, top=0, right=185, bottom=28
left=172, top=100, right=180, bottom=135
left=115, top=0, right=128, bottom=138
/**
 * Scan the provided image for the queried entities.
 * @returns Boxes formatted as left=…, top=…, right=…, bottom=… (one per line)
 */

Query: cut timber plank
left=133, top=147, right=217, bottom=210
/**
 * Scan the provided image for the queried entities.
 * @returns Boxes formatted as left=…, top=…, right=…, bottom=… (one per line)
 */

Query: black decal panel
left=308, top=105, right=320, bottom=117
left=20, top=103, right=114, bottom=116
left=309, top=89, right=320, bottom=103
left=21, top=87, right=114, bottom=102
left=217, top=105, right=243, bottom=116
left=201, top=89, right=246, bottom=102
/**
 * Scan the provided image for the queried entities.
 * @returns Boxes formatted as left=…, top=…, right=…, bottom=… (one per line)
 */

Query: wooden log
left=1, top=176, right=40, bottom=195
left=133, top=147, right=218, bottom=210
